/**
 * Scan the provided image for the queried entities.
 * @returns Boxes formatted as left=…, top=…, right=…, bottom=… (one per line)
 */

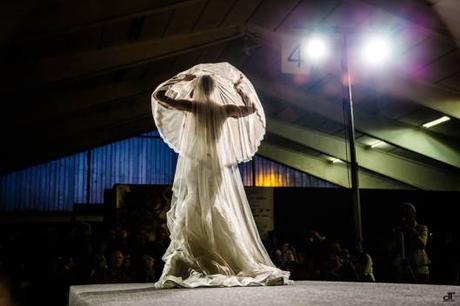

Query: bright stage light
left=422, top=116, right=450, bottom=128
left=361, top=36, right=392, bottom=66
left=303, top=36, right=328, bottom=61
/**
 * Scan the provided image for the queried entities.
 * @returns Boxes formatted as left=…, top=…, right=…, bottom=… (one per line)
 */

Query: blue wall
left=0, top=131, right=337, bottom=212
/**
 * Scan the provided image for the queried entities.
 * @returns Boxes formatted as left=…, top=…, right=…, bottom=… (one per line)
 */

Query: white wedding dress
left=151, top=62, right=293, bottom=288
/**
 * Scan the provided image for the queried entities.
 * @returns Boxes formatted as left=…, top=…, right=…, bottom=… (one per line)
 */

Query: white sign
left=246, top=187, right=274, bottom=240
left=281, top=38, right=309, bottom=75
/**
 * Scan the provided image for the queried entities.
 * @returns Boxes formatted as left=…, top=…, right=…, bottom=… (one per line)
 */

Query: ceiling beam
left=258, top=141, right=410, bottom=189
left=360, top=0, right=452, bottom=38
left=250, top=73, right=460, bottom=169
left=4, top=0, right=207, bottom=44
left=428, top=0, right=460, bottom=47
left=10, top=93, right=151, bottom=148
left=3, top=24, right=243, bottom=91
left=268, top=119, right=460, bottom=191
left=1, top=102, right=154, bottom=175
left=4, top=70, right=174, bottom=128
left=375, top=76, right=460, bottom=120
left=247, top=23, right=460, bottom=120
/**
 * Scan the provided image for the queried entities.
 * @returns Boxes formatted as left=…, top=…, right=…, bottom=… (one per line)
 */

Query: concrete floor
left=69, top=281, right=460, bottom=306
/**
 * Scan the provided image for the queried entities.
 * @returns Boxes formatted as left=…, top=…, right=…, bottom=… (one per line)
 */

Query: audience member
left=106, top=250, right=128, bottom=283
left=353, top=241, right=375, bottom=282
left=275, top=243, right=297, bottom=273
left=391, top=202, right=431, bottom=284
left=138, top=255, right=157, bottom=282
left=122, top=253, right=137, bottom=282
left=89, top=255, right=109, bottom=283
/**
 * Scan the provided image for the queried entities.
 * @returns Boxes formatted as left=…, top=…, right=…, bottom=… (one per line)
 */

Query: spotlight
left=361, top=36, right=391, bottom=66
left=303, top=36, right=328, bottom=61
left=422, top=116, right=450, bottom=128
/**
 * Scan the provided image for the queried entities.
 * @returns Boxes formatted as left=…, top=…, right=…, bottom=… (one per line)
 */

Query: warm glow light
left=422, top=116, right=450, bottom=128
left=370, top=140, right=385, bottom=148
left=361, top=36, right=391, bottom=66
left=303, top=36, right=328, bottom=61
left=256, top=171, right=285, bottom=187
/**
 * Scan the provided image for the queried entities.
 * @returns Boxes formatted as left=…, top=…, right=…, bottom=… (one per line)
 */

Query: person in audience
left=338, top=247, right=359, bottom=281
left=114, top=228, right=130, bottom=255
left=275, top=243, right=297, bottom=274
left=320, top=251, right=342, bottom=281
left=353, top=241, right=376, bottom=282
left=392, top=202, right=431, bottom=284
left=55, top=256, right=77, bottom=305
left=106, top=250, right=128, bottom=283
left=123, top=253, right=137, bottom=282
left=89, top=255, right=109, bottom=283
left=306, top=230, right=326, bottom=280
left=138, top=255, right=157, bottom=282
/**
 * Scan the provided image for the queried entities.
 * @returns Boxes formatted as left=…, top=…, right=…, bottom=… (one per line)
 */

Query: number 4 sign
left=281, top=38, right=309, bottom=75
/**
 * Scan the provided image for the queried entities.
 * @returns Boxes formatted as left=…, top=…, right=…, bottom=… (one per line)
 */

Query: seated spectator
left=275, top=243, right=297, bottom=274
left=138, top=255, right=156, bottom=282
left=338, top=247, right=359, bottom=281
left=319, top=242, right=358, bottom=282
left=353, top=241, right=375, bottom=282
left=89, top=255, right=109, bottom=284
left=106, top=250, right=128, bottom=283
left=123, top=254, right=137, bottom=282
left=302, top=230, right=326, bottom=280
left=55, top=256, right=77, bottom=305
left=319, top=252, right=342, bottom=281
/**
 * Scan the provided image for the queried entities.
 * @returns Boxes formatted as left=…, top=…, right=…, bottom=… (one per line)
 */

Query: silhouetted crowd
left=266, top=230, right=375, bottom=282
left=0, top=222, right=170, bottom=306
left=0, top=202, right=459, bottom=306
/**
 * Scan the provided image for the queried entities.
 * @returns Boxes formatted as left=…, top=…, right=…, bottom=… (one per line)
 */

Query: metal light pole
left=279, top=26, right=365, bottom=244
left=339, top=30, right=363, bottom=244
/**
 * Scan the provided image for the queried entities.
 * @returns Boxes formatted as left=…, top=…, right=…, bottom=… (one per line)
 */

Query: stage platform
left=69, top=281, right=459, bottom=306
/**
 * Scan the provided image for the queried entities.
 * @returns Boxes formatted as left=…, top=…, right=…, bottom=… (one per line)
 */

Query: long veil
left=152, top=62, right=266, bottom=166
left=151, top=62, right=293, bottom=288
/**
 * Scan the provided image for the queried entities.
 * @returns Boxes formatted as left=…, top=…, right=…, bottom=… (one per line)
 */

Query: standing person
left=392, top=202, right=430, bottom=283
left=151, top=62, right=293, bottom=288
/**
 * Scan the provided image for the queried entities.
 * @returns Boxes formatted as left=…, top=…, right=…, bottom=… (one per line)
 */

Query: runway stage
left=69, top=281, right=459, bottom=306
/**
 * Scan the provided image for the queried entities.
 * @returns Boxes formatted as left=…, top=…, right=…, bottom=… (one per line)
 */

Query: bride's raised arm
left=154, top=74, right=196, bottom=112
left=224, top=75, right=256, bottom=118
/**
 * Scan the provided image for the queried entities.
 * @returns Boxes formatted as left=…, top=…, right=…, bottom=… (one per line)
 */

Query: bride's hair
left=196, top=75, right=215, bottom=99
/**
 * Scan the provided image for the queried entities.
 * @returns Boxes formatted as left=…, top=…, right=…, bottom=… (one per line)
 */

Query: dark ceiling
left=1, top=0, right=459, bottom=190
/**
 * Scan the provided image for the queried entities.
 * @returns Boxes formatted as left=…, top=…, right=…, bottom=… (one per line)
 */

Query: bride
left=151, top=62, right=293, bottom=288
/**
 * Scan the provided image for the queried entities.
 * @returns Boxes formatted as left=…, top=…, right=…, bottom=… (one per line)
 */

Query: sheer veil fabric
left=151, top=62, right=293, bottom=288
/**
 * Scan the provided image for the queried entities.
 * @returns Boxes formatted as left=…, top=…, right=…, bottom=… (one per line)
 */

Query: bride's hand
left=234, top=74, right=244, bottom=88
left=176, top=74, right=196, bottom=81
left=181, top=74, right=196, bottom=81
left=236, top=87, right=249, bottom=103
